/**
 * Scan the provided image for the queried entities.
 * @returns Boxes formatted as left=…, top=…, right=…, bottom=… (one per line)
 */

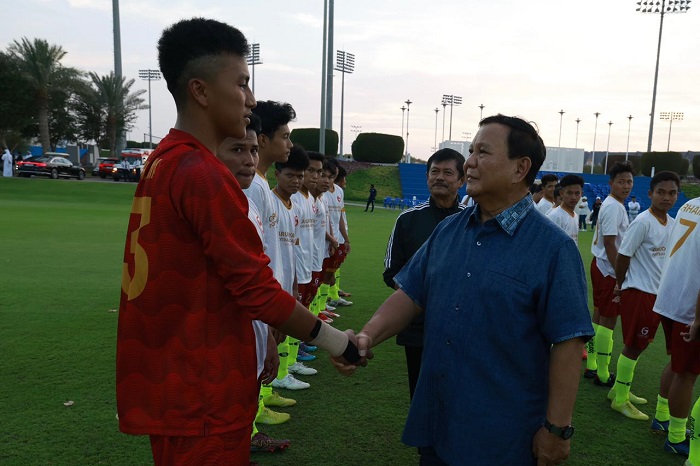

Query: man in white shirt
left=628, top=195, right=641, bottom=222
left=608, top=172, right=679, bottom=424
left=576, top=196, right=591, bottom=231
left=547, top=174, right=583, bottom=245
left=535, top=173, right=558, bottom=216
left=2, top=147, right=13, bottom=177
left=216, top=115, right=292, bottom=454
left=654, top=195, right=700, bottom=457
left=589, top=162, right=634, bottom=387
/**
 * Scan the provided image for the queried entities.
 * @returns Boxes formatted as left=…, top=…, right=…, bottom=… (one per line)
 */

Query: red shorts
left=660, top=316, right=674, bottom=354
left=322, top=243, right=347, bottom=272
left=298, top=273, right=323, bottom=308
left=670, top=320, right=700, bottom=375
left=619, top=288, right=660, bottom=351
left=150, top=426, right=252, bottom=466
left=590, top=258, right=620, bottom=318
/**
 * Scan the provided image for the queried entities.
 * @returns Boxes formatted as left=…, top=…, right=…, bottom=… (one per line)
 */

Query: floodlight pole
left=434, top=107, right=439, bottom=150
left=636, top=0, right=690, bottom=152
left=604, top=121, right=613, bottom=175
left=626, top=115, right=633, bottom=160
left=405, top=99, right=412, bottom=162
left=139, top=69, right=161, bottom=149
left=591, top=112, right=600, bottom=174
left=246, top=43, right=262, bottom=95
left=558, top=110, right=565, bottom=148
left=335, top=50, right=355, bottom=158
left=575, top=118, right=581, bottom=148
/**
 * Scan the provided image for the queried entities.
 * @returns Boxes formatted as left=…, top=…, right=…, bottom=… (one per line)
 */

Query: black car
left=16, top=155, right=86, bottom=180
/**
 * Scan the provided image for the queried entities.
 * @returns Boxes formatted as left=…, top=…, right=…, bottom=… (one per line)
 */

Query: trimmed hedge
left=351, top=132, right=404, bottom=163
left=640, top=151, right=686, bottom=177
left=694, top=155, right=700, bottom=179
left=290, top=128, right=338, bottom=157
left=604, top=154, right=642, bottom=175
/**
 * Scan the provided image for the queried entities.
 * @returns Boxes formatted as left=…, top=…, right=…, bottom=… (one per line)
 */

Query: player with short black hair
left=608, top=171, right=679, bottom=422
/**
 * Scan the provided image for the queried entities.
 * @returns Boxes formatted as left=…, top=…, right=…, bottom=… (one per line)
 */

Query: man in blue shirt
left=349, top=115, right=593, bottom=465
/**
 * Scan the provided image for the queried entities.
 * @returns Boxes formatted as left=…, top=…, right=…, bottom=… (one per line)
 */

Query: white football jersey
left=654, top=198, right=700, bottom=324
left=246, top=200, right=269, bottom=379
left=618, top=210, right=674, bottom=294
left=547, top=207, right=579, bottom=245
left=271, top=190, right=297, bottom=294
left=591, top=196, right=629, bottom=277
left=536, top=198, right=555, bottom=216
left=292, top=191, right=315, bottom=284
left=244, top=172, right=283, bottom=283
left=324, top=184, right=345, bottom=245
left=313, top=194, right=328, bottom=269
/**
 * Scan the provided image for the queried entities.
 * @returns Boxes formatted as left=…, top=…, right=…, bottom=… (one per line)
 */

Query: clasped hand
left=330, top=330, right=374, bottom=376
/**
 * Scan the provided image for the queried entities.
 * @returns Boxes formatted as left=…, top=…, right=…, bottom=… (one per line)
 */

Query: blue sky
left=3, top=0, right=698, bottom=160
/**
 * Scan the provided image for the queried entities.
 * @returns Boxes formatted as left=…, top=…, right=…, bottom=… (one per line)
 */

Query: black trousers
left=404, top=345, right=423, bottom=401
left=365, top=199, right=375, bottom=211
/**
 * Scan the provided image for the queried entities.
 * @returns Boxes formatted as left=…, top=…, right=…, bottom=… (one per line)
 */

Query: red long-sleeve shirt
left=116, top=129, right=295, bottom=436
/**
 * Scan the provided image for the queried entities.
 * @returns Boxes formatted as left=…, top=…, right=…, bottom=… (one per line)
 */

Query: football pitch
left=0, top=177, right=693, bottom=466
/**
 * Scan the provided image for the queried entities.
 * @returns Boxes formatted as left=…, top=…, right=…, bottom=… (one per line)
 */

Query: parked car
left=112, top=157, right=142, bottom=182
left=16, top=154, right=85, bottom=180
left=96, top=157, right=119, bottom=178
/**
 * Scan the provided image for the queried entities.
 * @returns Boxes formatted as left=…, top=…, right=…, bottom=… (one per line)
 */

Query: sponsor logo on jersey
left=269, top=212, right=278, bottom=228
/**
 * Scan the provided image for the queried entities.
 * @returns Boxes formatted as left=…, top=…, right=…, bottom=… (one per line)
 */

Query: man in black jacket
left=383, top=148, right=465, bottom=399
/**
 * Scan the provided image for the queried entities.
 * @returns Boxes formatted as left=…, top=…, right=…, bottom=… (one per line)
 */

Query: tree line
left=0, top=37, right=145, bottom=156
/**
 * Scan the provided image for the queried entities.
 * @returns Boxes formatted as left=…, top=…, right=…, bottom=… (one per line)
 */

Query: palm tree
left=8, top=38, right=82, bottom=153
left=88, top=72, right=146, bottom=155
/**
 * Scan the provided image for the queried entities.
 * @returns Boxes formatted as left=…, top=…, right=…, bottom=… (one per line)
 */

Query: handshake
left=329, top=330, right=375, bottom=376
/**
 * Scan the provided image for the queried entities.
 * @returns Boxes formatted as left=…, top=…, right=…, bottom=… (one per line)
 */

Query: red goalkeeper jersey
left=116, top=129, right=296, bottom=436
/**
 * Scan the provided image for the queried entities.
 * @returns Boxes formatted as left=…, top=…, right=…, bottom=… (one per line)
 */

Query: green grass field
left=0, top=176, right=694, bottom=466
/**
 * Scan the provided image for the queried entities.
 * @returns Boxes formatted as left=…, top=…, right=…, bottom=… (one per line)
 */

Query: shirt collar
left=429, top=196, right=460, bottom=210
left=467, top=194, right=534, bottom=236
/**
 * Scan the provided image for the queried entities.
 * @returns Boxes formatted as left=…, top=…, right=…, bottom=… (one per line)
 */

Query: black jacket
left=382, top=196, right=465, bottom=346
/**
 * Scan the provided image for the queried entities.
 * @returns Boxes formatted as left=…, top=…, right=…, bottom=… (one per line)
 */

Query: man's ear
left=513, top=157, right=532, bottom=184
left=188, top=78, right=209, bottom=108
left=258, top=133, right=269, bottom=149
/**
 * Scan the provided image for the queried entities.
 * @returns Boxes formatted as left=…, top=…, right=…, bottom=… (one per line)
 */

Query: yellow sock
left=613, top=354, right=637, bottom=404
left=586, top=323, right=598, bottom=371
left=689, top=397, right=700, bottom=465
left=655, top=395, right=671, bottom=423
left=669, top=415, right=688, bottom=444
left=595, top=326, right=614, bottom=382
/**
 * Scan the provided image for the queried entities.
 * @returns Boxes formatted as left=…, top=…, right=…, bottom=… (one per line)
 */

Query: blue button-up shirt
left=396, top=195, right=593, bottom=466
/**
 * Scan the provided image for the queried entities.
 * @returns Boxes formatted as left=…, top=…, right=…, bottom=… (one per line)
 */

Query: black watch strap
left=544, top=419, right=574, bottom=440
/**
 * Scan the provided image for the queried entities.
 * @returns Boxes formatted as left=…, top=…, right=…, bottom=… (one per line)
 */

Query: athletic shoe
left=250, top=432, right=291, bottom=453
left=665, top=438, right=690, bottom=457
left=651, top=418, right=692, bottom=436
left=321, top=309, right=340, bottom=318
left=338, top=290, right=352, bottom=297
left=271, top=374, right=310, bottom=390
left=583, top=369, right=597, bottom=379
left=593, top=373, right=616, bottom=387
left=289, top=362, right=318, bottom=376
left=262, top=391, right=296, bottom=408
left=296, top=349, right=317, bottom=362
left=582, top=348, right=588, bottom=360
left=606, top=388, right=648, bottom=405
left=611, top=399, right=649, bottom=420
left=319, top=314, right=334, bottom=324
left=325, top=303, right=337, bottom=312
left=329, top=297, right=353, bottom=307
left=255, top=407, right=291, bottom=425
left=300, top=343, right=317, bottom=353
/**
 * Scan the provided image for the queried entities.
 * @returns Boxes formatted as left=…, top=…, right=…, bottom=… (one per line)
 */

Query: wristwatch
left=544, top=420, right=574, bottom=440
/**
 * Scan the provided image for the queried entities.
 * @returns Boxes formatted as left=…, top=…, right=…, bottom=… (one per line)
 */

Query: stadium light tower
left=335, top=50, right=355, bottom=158
left=442, top=94, right=462, bottom=140
left=434, top=107, right=440, bottom=150
left=659, top=111, right=684, bottom=151
left=441, top=100, right=448, bottom=142
left=246, top=43, right=262, bottom=95
left=404, top=99, right=412, bottom=162
left=636, top=0, right=691, bottom=152
left=604, top=121, right=614, bottom=175
left=558, top=109, right=565, bottom=148
left=138, top=69, right=161, bottom=149
left=575, top=118, right=581, bottom=148
left=626, top=115, right=633, bottom=160
left=479, top=103, right=485, bottom=122
left=401, top=105, right=406, bottom=143
left=591, top=112, right=600, bottom=174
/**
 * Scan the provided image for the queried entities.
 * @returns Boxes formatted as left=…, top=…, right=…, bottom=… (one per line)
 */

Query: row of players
left=217, top=101, right=355, bottom=454
left=546, top=161, right=700, bottom=461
